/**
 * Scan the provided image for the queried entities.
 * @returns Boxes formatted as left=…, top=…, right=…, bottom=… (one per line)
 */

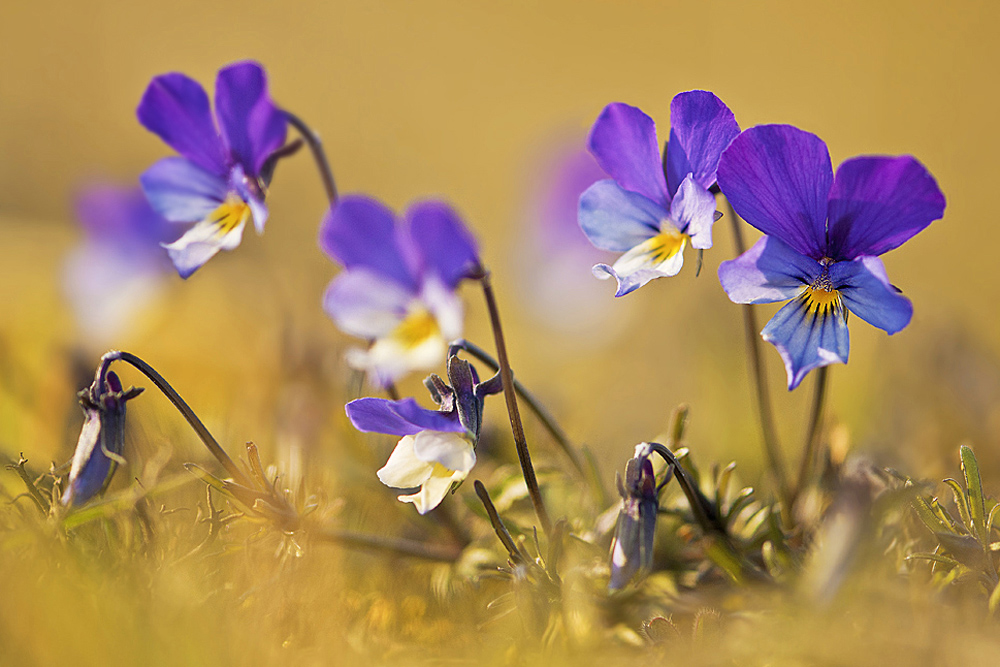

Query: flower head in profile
left=137, top=60, right=287, bottom=278
left=578, top=91, right=740, bottom=296
left=320, top=196, right=480, bottom=386
left=346, top=354, right=500, bottom=514
left=62, top=370, right=143, bottom=507
left=609, top=443, right=670, bottom=590
left=717, top=125, right=946, bottom=389
left=64, top=184, right=180, bottom=343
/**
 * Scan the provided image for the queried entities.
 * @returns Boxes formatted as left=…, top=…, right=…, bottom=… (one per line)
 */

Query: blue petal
left=719, top=235, right=820, bottom=304
left=665, top=90, right=741, bottom=195
left=319, top=195, right=419, bottom=291
left=140, top=157, right=228, bottom=223
left=826, top=156, right=946, bottom=260
left=717, top=125, right=832, bottom=259
left=322, top=268, right=412, bottom=338
left=405, top=201, right=480, bottom=288
left=137, top=73, right=227, bottom=175
left=229, top=165, right=269, bottom=234
left=578, top=180, right=663, bottom=252
left=61, top=412, right=111, bottom=506
left=346, top=397, right=464, bottom=436
left=215, top=61, right=287, bottom=177
left=668, top=174, right=718, bottom=250
left=829, top=256, right=913, bottom=334
left=762, top=294, right=850, bottom=390
left=588, top=103, right=670, bottom=207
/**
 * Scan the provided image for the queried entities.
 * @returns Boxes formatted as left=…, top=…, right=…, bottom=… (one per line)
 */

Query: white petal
left=412, top=431, right=475, bottom=473
left=420, top=275, right=464, bottom=341
left=162, top=199, right=249, bottom=278
left=398, top=467, right=466, bottom=514
left=376, top=435, right=433, bottom=489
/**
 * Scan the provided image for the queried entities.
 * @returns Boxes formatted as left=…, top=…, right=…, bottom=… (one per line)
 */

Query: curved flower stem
left=100, top=351, right=253, bottom=489
left=449, top=339, right=586, bottom=476
left=722, top=199, right=792, bottom=511
left=792, top=365, right=829, bottom=507
left=315, top=527, right=462, bottom=562
left=473, top=266, right=552, bottom=536
left=283, top=110, right=338, bottom=205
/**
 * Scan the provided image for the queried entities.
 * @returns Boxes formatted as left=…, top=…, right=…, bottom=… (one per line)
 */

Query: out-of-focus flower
left=717, top=125, right=946, bottom=390
left=61, top=370, right=143, bottom=507
left=579, top=91, right=740, bottom=296
left=346, top=353, right=500, bottom=513
left=320, top=196, right=479, bottom=386
left=137, top=60, right=287, bottom=278
left=515, top=143, right=636, bottom=344
left=609, top=443, right=669, bottom=589
left=63, top=184, right=179, bottom=343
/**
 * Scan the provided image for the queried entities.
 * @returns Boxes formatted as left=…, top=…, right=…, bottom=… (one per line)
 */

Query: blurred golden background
left=2, top=0, right=999, bottom=512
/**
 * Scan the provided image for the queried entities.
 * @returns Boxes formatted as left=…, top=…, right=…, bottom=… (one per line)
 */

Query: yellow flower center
left=635, top=229, right=688, bottom=265
left=802, top=267, right=843, bottom=316
left=207, top=195, right=252, bottom=238
left=389, top=308, right=440, bottom=350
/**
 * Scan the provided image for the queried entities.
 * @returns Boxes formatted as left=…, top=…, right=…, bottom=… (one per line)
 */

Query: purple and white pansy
left=578, top=91, right=741, bottom=296
left=137, top=61, right=287, bottom=278
left=717, top=124, right=946, bottom=390
left=63, top=184, right=179, bottom=342
left=320, top=195, right=480, bottom=387
left=347, top=397, right=474, bottom=514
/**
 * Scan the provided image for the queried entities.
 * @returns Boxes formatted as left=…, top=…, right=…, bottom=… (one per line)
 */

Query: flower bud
left=61, top=370, right=143, bottom=507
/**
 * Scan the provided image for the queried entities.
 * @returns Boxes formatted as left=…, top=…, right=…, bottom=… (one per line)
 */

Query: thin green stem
left=315, top=527, right=462, bottom=562
left=474, top=268, right=552, bottom=535
left=450, top=339, right=585, bottom=477
left=283, top=110, right=338, bottom=205
left=103, top=351, right=253, bottom=488
left=723, top=199, right=791, bottom=510
left=792, top=365, right=829, bottom=507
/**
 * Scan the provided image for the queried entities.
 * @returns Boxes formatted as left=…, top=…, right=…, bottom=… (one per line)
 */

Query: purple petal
left=322, top=268, right=412, bottom=338
left=75, top=184, right=179, bottom=247
left=826, top=156, right=946, bottom=259
left=229, top=165, right=269, bottom=233
left=406, top=201, right=480, bottom=288
left=668, top=174, right=718, bottom=250
left=140, top=157, right=228, bottom=223
left=588, top=103, right=669, bottom=207
left=346, top=397, right=464, bottom=436
left=719, top=235, right=820, bottom=304
left=717, top=125, right=832, bottom=259
left=319, top=195, right=419, bottom=291
left=829, top=256, right=913, bottom=334
left=665, top=90, right=741, bottom=194
left=578, top=180, right=662, bottom=252
left=61, top=411, right=111, bottom=506
left=214, top=61, right=287, bottom=177
left=137, top=73, right=227, bottom=175
left=761, top=294, right=850, bottom=390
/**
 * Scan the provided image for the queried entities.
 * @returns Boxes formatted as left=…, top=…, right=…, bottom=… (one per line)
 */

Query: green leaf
left=715, top=462, right=736, bottom=515
left=943, top=478, right=972, bottom=530
left=906, top=552, right=960, bottom=568
left=960, top=445, right=988, bottom=546
left=912, top=495, right=952, bottom=534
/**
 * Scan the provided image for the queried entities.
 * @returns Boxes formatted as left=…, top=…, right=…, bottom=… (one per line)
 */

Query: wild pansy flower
left=717, top=125, right=946, bottom=390
left=320, top=195, right=479, bottom=386
left=137, top=61, right=287, bottom=278
left=346, top=354, right=501, bottom=514
left=63, top=184, right=179, bottom=342
left=609, top=443, right=670, bottom=590
left=578, top=91, right=740, bottom=296
left=62, top=370, right=143, bottom=507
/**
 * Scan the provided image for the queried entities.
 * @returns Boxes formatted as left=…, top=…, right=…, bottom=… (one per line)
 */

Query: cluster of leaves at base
left=909, top=445, right=1000, bottom=609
